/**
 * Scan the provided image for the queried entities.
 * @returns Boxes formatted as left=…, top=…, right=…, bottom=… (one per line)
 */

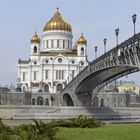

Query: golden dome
left=43, top=8, right=72, bottom=32
left=31, top=32, right=41, bottom=43
left=77, top=33, right=87, bottom=45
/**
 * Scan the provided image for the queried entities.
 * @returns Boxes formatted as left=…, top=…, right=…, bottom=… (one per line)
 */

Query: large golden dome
left=31, top=32, right=41, bottom=43
left=77, top=33, right=87, bottom=45
left=43, top=9, right=72, bottom=32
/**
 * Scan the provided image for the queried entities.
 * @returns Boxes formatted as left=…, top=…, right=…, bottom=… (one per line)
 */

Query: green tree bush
left=13, top=120, right=58, bottom=140
left=51, top=115, right=104, bottom=128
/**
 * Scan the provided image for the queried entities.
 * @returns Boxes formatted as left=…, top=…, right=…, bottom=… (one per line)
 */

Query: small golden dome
left=43, top=8, right=72, bottom=32
left=77, top=33, right=87, bottom=45
left=31, top=32, right=41, bottom=43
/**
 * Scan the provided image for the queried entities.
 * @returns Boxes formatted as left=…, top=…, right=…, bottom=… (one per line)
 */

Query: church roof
left=77, top=33, right=87, bottom=45
left=30, top=32, right=40, bottom=43
left=43, top=8, right=72, bottom=33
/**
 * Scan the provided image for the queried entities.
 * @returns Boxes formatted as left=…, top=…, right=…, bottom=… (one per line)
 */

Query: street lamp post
left=114, top=28, right=119, bottom=90
left=103, top=38, right=107, bottom=53
left=94, top=46, right=98, bottom=59
left=132, top=14, right=137, bottom=35
left=115, top=28, right=119, bottom=46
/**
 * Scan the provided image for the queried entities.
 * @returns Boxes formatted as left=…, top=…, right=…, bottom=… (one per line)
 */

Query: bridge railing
left=91, top=33, right=140, bottom=66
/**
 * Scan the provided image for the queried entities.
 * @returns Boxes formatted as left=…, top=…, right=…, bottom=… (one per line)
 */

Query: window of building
left=63, top=40, right=65, bottom=48
left=45, top=60, right=48, bottom=64
left=58, top=58, right=62, bottom=63
left=44, top=84, right=49, bottom=92
left=33, top=46, right=37, bottom=53
left=68, top=40, right=69, bottom=48
left=37, top=97, right=43, bottom=105
left=46, top=40, right=48, bottom=48
left=45, top=98, right=49, bottom=105
left=81, top=47, right=84, bottom=55
left=100, top=98, right=104, bottom=107
left=45, top=70, right=48, bottom=79
left=51, top=40, right=54, bottom=48
left=56, top=70, right=64, bottom=80
left=72, top=70, right=75, bottom=79
left=56, top=84, right=63, bottom=92
left=23, top=72, right=26, bottom=81
left=56, top=70, right=58, bottom=80
left=33, top=71, right=37, bottom=81
left=32, top=98, right=35, bottom=105
left=57, top=40, right=59, bottom=48
left=62, top=70, right=64, bottom=79
left=71, top=60, right=75, bottom=64
left=34, top=61, right=37, bottom=65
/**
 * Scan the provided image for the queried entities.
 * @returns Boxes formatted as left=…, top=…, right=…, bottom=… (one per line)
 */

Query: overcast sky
left=0, top=0, right=140, bottom=86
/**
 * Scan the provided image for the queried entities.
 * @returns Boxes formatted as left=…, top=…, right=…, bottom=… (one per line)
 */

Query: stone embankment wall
left=0, top=105, right=140, bottom=122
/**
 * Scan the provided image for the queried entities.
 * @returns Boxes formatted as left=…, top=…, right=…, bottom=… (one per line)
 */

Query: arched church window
left=33, top=46, right=37, bottom=53
left=100, top=98, right=104, bottom=107
left=57, top=84, right=63, bottom=92
left=37, top=97, right=43, bottom=105
left=45, top=98, right=49, bottom=105
left=44, top=84, right=49, bottom=92
left=32, top=98, right=35, bottom=105
left=81, top=47, right=84, bottom=55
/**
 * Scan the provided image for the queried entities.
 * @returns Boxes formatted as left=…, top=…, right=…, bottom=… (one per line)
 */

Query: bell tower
left=77, top=33, right=87, bottom=57
left=30, top=32, right=40, bottom=56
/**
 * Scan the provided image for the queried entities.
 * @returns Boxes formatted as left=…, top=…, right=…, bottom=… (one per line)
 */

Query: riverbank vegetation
left=0, top=116, right=103, bottom=140
left=1, top=116, right=140, bottom=140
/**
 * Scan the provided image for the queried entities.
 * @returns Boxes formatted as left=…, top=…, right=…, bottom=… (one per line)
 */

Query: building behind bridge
left=93, top=81, right=140, bottom=108
left=0, top=81, right=140, bottom=108
left=0, top=9, right=140, bottom=109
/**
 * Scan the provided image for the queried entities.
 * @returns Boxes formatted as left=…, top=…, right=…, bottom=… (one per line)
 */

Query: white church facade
left=18, top=9, right=89, bottom=94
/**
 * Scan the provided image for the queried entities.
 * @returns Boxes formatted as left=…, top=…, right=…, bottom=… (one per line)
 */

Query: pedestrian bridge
left=60, top=33, right=140, bottom=106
